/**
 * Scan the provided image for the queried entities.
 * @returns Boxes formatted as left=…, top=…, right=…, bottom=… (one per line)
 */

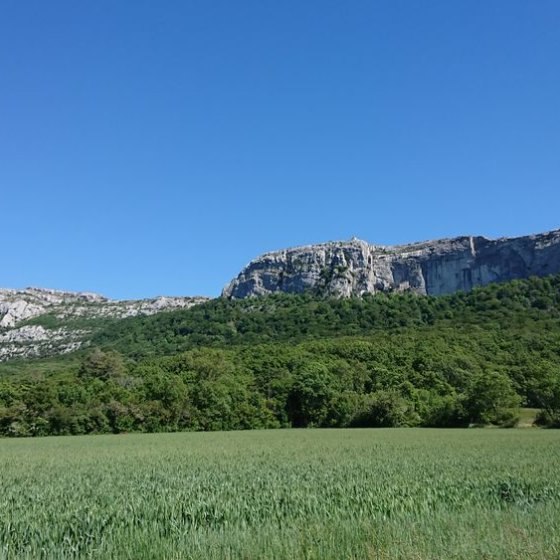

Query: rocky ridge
left=4, top=228, right=560, bottom=362
left=223, top=229, right=560, bottom=299
left=0, top=288, right=208, bottom=361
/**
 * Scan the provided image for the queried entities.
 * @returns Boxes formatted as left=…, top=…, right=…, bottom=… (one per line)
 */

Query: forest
left=1, top=274, right=560, bottom=436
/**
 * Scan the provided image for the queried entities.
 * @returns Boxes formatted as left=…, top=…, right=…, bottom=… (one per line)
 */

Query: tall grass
left=1, top=429, right=559, bottom=559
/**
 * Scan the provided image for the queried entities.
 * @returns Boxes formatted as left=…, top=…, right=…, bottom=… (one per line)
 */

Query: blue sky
left=1, top=1, right=559, bottom=299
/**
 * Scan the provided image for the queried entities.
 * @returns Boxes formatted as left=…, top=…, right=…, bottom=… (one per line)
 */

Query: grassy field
left=1, top=429, right=559, bottom=559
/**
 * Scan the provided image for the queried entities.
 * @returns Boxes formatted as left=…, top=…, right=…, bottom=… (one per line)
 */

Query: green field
left=1, top=429, right=560, bottom=559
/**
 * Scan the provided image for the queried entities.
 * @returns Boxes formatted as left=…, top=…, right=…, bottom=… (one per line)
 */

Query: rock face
left=0, top=288, right=208, bottom=361
left=223, top=229, right=560, bottom=299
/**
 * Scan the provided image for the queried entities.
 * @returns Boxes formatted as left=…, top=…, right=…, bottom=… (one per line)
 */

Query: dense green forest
left=1, top=275, right=560, bottom=436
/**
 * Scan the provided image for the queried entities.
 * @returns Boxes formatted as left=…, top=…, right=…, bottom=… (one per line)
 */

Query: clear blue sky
left=1, top=1, right=559, bottom=299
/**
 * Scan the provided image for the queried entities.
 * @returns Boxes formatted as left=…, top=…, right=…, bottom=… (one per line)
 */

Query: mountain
left=223, top=229, right=560, bottom=299
left=2, top=274, right=560, bottom=435
left=0, top=288, right=208, bottom=361
left=2, top=227, right=560, bottom=363
left=2, top=230, right=560, bottom=436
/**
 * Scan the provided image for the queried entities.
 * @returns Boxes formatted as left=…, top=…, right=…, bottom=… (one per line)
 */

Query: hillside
left=1, top=274, right=560, bottom=436
left=0, top=288, right=208, bottom=362
left=90, top=273, right=560, bottom=358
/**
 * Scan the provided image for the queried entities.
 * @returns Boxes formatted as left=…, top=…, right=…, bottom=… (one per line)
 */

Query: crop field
left=1, top=429, right=560, bottom=559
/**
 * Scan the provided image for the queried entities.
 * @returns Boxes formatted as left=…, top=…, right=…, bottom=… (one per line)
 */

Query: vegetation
left=91, top=273, right=560, bottom=358
left=20, top=311, right=115, bottom=332
left=1, top=429, right=559, bottom=559
left=1, top=275, right=560, bottom=435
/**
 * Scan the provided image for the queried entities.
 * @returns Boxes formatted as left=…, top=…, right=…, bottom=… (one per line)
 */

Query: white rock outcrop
left=0, top=288, right=208, bottom=362
left=223, top=229, right=560, bottom=299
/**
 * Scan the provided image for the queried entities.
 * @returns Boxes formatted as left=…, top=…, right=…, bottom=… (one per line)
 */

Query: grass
left=517, top=407, right=540, bottom=427
left=1, top=429, right=559, bottom=559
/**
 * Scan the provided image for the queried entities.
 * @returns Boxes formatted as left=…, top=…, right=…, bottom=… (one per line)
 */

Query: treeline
left=1, top=275, right=560, bottom=436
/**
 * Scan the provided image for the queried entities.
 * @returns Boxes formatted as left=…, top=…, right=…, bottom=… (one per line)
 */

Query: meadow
left=1, top=429, right=560, bottom=559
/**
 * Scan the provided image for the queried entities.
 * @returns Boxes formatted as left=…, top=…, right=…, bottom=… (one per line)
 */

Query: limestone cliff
left=223, top=229, right=560, bottom=299
left=0, top=288, right=208, bottom=361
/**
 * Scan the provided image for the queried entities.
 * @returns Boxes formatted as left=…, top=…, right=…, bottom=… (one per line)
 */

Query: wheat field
left=1, top=429, right=559, bottom=559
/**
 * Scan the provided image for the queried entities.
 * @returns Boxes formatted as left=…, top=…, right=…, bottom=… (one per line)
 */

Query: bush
left=351, top=390, right=420, bottom=427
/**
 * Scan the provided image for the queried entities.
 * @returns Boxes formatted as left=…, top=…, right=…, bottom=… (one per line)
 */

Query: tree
left=464, top=371, right=521, bottom=426
left=351, top=390, right=419, bottom=427
left=78, top=349, right=127, bottom=381
left=532, top=366, right=560, bottom=427
left=287, top=362, right=338, bottom=427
